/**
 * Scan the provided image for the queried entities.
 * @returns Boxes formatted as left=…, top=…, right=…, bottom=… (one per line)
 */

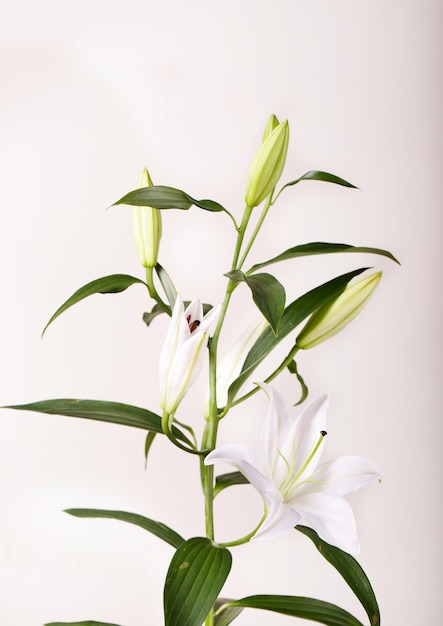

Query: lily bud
left=132, top=167, right=162, bottom=268
left=204, top=317, right=267, bottom=417
left=245, top=119, right=289, bottom=207
left=262, top=114, right=279, bottom=141
left=296, top=272, right=382, bottom=350
left=159, top=296, right=221, bottom=415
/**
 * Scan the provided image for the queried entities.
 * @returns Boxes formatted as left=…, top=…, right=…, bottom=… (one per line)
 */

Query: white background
left=0, top=1, right=441, bottom=624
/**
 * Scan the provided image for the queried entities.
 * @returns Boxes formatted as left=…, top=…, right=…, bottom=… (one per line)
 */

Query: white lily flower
left=205, top=384, right=380, bottom=554
left=204, top=318, right=268, bottom=417
left=159, top=296, right=220, bottom=414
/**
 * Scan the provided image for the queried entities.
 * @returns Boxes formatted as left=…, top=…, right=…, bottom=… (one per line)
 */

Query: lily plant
left=5, top=114, right=399, bottom=626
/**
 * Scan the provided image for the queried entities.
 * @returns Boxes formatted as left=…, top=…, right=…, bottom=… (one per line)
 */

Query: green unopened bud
left=296, top=272, right=382, bottom=349
left=132, top=168, right=162, bottom=268
left=245, top=119, right=289, bottom=208
left=262, top=114, right=280, bottom=141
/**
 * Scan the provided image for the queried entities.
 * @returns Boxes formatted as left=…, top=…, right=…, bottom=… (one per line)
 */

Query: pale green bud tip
left=296, top=271, right=382, bottom=350
left=132, top=167, right=162, bottom=268
left=245, top=120, right=290, bottom=208
left=262, top=114, right=280, bottom=142
left=137, top=167, right=153, bottom=189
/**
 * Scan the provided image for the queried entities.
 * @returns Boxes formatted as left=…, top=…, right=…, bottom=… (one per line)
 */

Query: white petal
left=291, top=395, right=329, bottom=479
left=253, top=495, right=302, bottom=541
left=215, top=318, right=267, bottom=408
left=199, top=304, right=221, bottom=335
left=258, top=384, right=295, bottom=478
left=308, top=456, right=381, bottom=496
left=204, top=444, right=273, bottom=495
left=184, top=298, right=203, bottom=325
left=291, top=491, right=360, bottom=555
left=164, top=331, right=208, bottom=411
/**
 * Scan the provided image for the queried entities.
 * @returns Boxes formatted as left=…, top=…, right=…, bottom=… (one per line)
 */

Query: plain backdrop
left=0, top=1, right=442, bottom=625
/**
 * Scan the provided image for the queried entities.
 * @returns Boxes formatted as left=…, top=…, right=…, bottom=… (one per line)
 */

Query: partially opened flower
left=159, top=296, right=220, bottom=414
left=205, top=384, right=380, bottom=554
left=204, top=317, right=268, bottom=418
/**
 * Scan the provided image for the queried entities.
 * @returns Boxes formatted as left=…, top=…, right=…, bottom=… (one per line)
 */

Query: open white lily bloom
left=204, top=317, right=267, bottom=417
left=205, top=384, right=380, bottom=554
left=159, top=296, right=220, bottom=414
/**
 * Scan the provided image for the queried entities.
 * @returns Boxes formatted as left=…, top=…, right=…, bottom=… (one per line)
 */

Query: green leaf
left=42, top=274, right=147, bottom=336
left=5, top=399, right=192, bottom=446
left=144, top=431, right=157, bottom=467
left=164, top=537, right=232, bottom=626
left=214, top=471, right=249, bottom=497
left=225, top=270, right=286, bottom=335
left=45, top=622, right=122, bottom=626
left=297, top=526, right=380, bottom=626
left=214, top=598, right=244, bottom=626
left=287, top=360, right=309, bottom=405
left=226, top=268, right=368, bottom=406
left=224, top=595, right=364, bottom=626
left=143, top=303, right=166, bottom=326
left=65, top=509, right=185, bottom=549
left=249, top=242, right=399, bottom=273
left=279, top=170, right=358, bottom=196
left=155, top=263, right=177, bottom=308
left=113, top=185, right=237, bottom=226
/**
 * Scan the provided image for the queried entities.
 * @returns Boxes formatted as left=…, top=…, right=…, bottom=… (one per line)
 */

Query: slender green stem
left=228, top=344, right=300, bottom=410
left=237, top=195, right=272, bottom=271
left=219, top=512, right=267, bottom=547
left=145, top=266, right=169, bottom=313
left=161, top=411, right=205, bottom=455
left=201, top=203, right=256, bottom=626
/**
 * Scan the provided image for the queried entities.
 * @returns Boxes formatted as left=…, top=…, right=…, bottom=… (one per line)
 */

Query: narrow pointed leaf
left=297, top=526, right=380, bottom=626
left=113, top=186, right=237, bottom=225
left=245, top=273, right=285, bottom=335
left=155, top=263, right=177, bottom=308
left=279, top=170, right=358, bottom=195
left=249, top=242, right=399, bottom=273
left=143, top=304, right=166, bottom=326
left=42, top=274, right=147, bottom=336
left=225, top=595, right=364, bottom=626
left=225, top=270, right=285, bottom=335
left=45, top=622, right=122, bottom=626
left=226, top=268, right=368, bottom=405
left=287, top=360, right=309, bottom=405
left=44, top=620, right=122, bottom=626
left=214, top=598, right=244, bottom=626
left=65, top=509, right=185, bottom=549
left=144, top=431, right=157, bottom=467
left=164, top=537, right=232, bottom=626
left=214, top=471, right=249, bottom=497
left=5, top=399, right=192, bottom=446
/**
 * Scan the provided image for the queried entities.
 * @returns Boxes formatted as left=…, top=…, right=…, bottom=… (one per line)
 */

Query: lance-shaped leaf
left=225, top=270, right=285, bottom=335
left=219, top=596, right=364, bottom=626
left=214, top=598, right=244, bottom=626
left=65, top=509, right=185, bottom=549
left=279, top=170, right=358, bottom=195
left=214, top=471, right=249, bottom=497
left=248, top=242, right=399, bottom=273
left=297, top=526, right=380, bottom=626
left=143, top=303, right=166, bottom=327
left=5, top=399, right=192, bottom=446
left=155, top=263, right=177, bottom=308
left=226, top=268, right=367, bottom=406
left=42, top=274, right=147, bottom=336
left=164, top=537, right=232, bottom=626
left=113, top=185, right=237, bottom=226
left=44, top=619, right=123, bottom=626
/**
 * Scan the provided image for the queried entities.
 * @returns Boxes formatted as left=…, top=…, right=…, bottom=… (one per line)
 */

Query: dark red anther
left=188, top=318, right=201, bottom=333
